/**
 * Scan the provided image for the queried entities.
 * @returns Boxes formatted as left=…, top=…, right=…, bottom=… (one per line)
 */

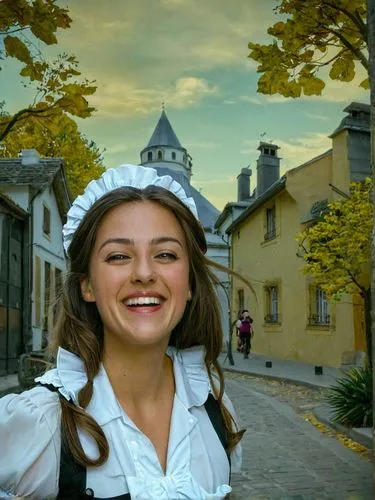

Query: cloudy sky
left=2, top=0, right=369, bottom=209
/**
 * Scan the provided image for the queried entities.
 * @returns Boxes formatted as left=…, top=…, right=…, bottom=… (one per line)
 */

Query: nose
left=130, top=255, right=156, bottom=284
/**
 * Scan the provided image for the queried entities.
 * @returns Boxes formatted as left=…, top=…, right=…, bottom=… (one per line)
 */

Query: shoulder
left=167, top=346, right=209, bottom=407
left=0, top=386, right=61, bottom=498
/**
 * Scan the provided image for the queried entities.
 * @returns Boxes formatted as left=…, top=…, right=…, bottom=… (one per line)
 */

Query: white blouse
left=0, top=346, right=241, bottom=499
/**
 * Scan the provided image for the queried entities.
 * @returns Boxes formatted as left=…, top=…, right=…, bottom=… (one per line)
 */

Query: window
left=43, top=205, right=51, bottom=238
left=309, top=286, right=330, bottom=326
left=265, top=205, right=276, bottom=241
left=270, top=149, right=275, bottom=157
left=265, top=285, right=279, bottom=323
left=172, top=152, right=176, bottom=160
left=157, top=150, right=162, bottom=160
left=147, top=151, right=152, bottom=161
left=264, top=148, right=269, bottom=155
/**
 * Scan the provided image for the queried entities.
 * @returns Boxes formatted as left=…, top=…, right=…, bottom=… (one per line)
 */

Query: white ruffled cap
left=63, top=164, right=198, bottom=254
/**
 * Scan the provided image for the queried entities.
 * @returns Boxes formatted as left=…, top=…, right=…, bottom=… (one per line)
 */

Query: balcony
left=308, top=314, right=330, bottom=326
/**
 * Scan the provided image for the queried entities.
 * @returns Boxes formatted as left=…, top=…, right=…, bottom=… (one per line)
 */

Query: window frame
left=43, top=204, right=51, bottom=239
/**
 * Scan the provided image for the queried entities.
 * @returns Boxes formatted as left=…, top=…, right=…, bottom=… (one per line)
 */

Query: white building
left=0, top=149, right=71, bottom=373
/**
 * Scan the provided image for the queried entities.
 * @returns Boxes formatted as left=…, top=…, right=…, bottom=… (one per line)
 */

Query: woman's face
left=81, top=200, right=190, bottom=348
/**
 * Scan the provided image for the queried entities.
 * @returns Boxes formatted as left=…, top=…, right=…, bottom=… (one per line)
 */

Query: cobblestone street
left=226, top=373, right=373, bottom=500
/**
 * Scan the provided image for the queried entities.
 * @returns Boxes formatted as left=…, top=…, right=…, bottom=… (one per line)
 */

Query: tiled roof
left=0, top=158, right=64, bottom=189
left=151, top=166, right=219, bottom=230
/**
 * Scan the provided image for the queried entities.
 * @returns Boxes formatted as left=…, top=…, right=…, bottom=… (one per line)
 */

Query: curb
left=222, top=365, right=373, bottom=451
left=221, top=365, right=330, bottom=390
left=313, top=406, right=372, bottom=450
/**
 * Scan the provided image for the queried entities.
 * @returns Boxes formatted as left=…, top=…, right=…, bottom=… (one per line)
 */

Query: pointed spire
left=146, top=109, right=182, bottom=149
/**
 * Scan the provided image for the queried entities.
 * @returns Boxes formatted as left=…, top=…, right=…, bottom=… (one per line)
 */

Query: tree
left=248, top=0, right=368, bottom=98
left=0, top=112, right=105, bottom=199
left=297, top=179, right=372, bottom=365
left=0, top=0, right=96, bottom=141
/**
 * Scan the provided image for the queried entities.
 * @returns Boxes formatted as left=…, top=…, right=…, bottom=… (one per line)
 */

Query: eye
left=156, top=252, right=178, bottom=261
left=106, top=254, right=129, bottom=262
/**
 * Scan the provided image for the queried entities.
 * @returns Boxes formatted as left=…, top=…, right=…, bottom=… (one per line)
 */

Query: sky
left=1, top=0, right=370, bottom=209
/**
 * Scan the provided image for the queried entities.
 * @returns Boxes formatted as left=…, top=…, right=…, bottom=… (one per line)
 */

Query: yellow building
left=225, top=102, right=370, bottom=368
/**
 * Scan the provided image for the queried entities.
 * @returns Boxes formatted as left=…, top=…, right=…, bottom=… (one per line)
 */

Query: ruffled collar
left=36, top=345, right=211, bottom=424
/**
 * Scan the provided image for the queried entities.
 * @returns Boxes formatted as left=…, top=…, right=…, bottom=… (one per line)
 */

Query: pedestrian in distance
left=0, top=165, right=247, bottom=500
left=236, top=309, right=254, bottom=359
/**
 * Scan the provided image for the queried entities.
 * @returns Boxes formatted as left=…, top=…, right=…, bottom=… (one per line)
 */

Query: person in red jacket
left=236, top=310, right=253, bottom=359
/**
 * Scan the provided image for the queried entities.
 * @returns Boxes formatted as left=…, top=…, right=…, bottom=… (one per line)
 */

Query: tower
left=140, top=109, right=192, bottom=180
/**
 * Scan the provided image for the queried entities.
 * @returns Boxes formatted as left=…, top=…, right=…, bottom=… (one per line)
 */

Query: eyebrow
left=99, top=236, right=183, bottom=251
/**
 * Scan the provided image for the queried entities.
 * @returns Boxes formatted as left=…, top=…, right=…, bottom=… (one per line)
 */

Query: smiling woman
left=0, top=165, right=245, bottom=500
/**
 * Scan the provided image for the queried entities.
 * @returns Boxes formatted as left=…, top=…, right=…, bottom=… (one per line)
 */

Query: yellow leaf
left=359, top=77, right=369, bottom=89
left=4, top=35, right=32, bottom=64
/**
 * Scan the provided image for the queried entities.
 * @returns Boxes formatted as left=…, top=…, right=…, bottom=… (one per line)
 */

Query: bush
left=326, top=367, right=372, bottom=428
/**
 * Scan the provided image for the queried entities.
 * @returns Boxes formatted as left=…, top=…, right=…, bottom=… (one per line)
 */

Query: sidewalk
left=219, top=350, right=341, bottom=389
left=219, top=350, right=372, bottom=449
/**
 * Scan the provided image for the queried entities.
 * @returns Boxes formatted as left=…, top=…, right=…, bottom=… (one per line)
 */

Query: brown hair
left=51, top=185, right=245, bottom=467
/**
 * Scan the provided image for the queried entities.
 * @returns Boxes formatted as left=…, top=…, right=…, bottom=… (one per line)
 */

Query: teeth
left=125, top=296, right=161, bottom=306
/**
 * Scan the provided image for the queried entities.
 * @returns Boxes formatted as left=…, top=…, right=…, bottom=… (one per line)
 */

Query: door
left=0, top=215, right=24, bottom=375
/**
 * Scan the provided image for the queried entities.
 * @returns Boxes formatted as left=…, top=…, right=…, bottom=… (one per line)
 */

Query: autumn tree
left=248, top=0, right=368, bottom=97
left=0, top=0, right=96, bottom=141
left=0, top=111, right=105, bottom=199
left=297, top=179, right=372, bottom=364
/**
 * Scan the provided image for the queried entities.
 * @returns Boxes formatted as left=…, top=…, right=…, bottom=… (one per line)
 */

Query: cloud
left=90, top=77, right=217, bottom=117
left=239, top=95, right=263, bottom=105
left=241, top=132, right=332, bottom=172
left=304, top=112, right=330, bottom=121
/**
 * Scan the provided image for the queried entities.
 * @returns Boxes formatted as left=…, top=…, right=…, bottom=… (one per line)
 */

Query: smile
left=125, top=296, right=162, bottom=306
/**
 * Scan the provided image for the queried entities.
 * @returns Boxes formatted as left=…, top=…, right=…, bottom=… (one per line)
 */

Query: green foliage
left=0, top=111, right=105, bottom=199
left=297, top=179, right=372, bottom=301
left=0, top=0, right=96, bottom=140
left=326, top=367, right=373, bottom=427
left=248, top=0, right=368, bottom=97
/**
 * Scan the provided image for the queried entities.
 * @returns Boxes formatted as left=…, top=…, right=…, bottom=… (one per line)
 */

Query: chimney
left=21, top=149, right=40, bottom=166
left=256, top=142, right=280, bottom=197
left=237, top=167, right=252, bottom=201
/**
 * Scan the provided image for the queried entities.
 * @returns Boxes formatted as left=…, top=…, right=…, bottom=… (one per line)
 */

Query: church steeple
left=146, top=109, right=182, bottom=149
left=140, top=108, right=192, bottom=179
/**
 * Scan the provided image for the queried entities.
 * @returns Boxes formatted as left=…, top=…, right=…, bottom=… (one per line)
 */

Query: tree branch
left=322, top=1, right=367, bottom=40
left=328, top=27, right=369, bottom=70
left=0, top=103, right=59, bottom=141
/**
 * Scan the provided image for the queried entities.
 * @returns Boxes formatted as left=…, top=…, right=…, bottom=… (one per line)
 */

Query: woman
left=0, top=165, right=244, bottom=499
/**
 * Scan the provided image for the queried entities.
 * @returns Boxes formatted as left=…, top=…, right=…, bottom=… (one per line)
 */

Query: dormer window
left=172, top=152, right=176, bottom=160
left=147, top=151, right=152, bottom=161
left=157, top=150, right=162, bottom=160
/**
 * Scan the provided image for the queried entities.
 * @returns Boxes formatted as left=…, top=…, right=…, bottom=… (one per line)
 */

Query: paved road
left=225, top=373, right=373, bottom=500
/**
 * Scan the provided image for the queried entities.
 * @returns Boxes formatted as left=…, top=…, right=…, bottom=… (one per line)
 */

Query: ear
left=80, top=278, right=96, bottom=303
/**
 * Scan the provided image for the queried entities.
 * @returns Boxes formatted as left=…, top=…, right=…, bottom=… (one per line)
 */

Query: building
left=0, top=149, right=71, bottom=374
left=225, top=102, right=370, bottom=368
left=139, top=109, right=231, bottom=343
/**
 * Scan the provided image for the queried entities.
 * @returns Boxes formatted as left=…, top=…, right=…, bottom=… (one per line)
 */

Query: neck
left=102, top=338, right=173, bottom=407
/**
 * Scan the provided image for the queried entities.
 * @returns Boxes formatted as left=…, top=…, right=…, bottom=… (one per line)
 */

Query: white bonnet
left=62, top=164, right=198, bottom=254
